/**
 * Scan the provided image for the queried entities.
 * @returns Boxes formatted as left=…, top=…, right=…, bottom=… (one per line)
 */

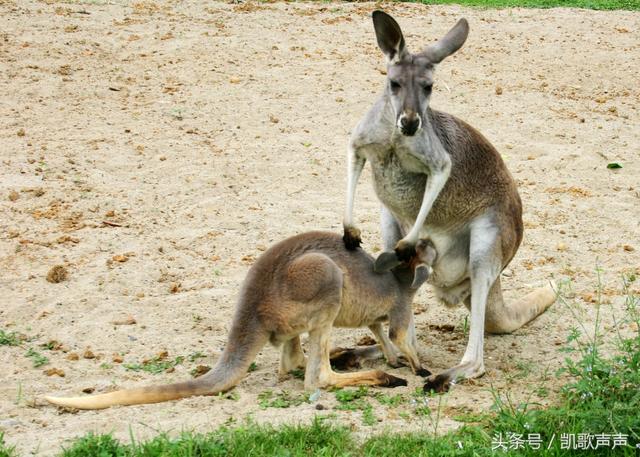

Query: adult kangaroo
left=342, top=11, right=556, bottom=392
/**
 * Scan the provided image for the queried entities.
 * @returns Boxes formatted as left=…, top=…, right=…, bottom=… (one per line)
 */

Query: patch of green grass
left=512, top=359, right=535, bottom=379
left=334, top=386, right=369, bottom=405
left=361, top=403, right=378, bottom=426
left=25, top=348, right=49, bottom=368
left=452, top=411, right=491, bottom=424
left=60, top=418, right=356, bottom=457
left=124, top=355, right=184, bottom=374
left=485, top=274, right=640, bottom=455
left=257, top=390, right=309, bottom=409
left=409, top=0, right=639, bottom=10
left=335, top=387, right=379, bottom=426
left=290, top=368, right=305, bottom=379
left=364, top=426, right=491, bottom=456
left=0, top=330, right=22, bottom=346
left=0, top=432, right=17, bottom=457
left=188, top=351, right=207, bottom=362
left=374, top=392, right=406, bottom=407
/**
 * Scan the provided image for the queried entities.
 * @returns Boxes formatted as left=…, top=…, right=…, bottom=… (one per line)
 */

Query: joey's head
left=374, top=239, right=437, bottom=290
left=372, top=11, right=469, bottom=137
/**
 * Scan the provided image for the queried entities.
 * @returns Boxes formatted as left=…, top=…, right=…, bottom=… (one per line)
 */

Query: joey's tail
left=45, top=317, right=269, bottom=410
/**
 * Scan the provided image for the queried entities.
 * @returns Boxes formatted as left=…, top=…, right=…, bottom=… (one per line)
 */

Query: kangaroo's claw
left=423, top=373, right=451, bottom=393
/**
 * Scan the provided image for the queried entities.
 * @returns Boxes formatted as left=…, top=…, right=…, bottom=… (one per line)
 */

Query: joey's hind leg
left=305, top=325, right=407, bottom=391
left=279, top=336, right=307, bottom=380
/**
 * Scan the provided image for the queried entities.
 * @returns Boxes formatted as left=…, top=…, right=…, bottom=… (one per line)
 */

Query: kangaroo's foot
left=423, top=360, right=484, bottom=393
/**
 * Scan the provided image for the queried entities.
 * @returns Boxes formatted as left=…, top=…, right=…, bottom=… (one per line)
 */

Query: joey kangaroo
left=45, top=231, right=436, bottom=410
left=342, top=11, right=556, bottom=393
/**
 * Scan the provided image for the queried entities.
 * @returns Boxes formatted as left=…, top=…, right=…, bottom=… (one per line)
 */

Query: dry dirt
left=1, top=0, right=639, bottom=455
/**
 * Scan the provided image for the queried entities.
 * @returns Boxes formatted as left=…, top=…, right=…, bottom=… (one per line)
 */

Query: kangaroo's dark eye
left=389, top=80, right=401, bottom=91
left=423, top=84, right=433, bottom=94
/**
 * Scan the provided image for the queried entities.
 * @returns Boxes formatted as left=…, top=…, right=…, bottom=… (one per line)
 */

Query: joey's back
left=241, top=232, right=412, bottom=330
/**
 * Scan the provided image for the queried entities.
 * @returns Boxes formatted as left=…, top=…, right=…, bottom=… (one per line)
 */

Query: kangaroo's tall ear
left=423, top=18, right=469, bottom=64
left=411, top=264, right=431, bottom=290
left=372, top=11, right=407, bottom=64
left=374, top=251, right=402, bottom=273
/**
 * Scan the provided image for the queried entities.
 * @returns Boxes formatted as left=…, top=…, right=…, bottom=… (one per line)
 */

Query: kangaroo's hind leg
left=423, top=214, right=500, bottom=393
left=306, top=324, right=408, bottom=390
left=286, top=252, right=407, bottom=390
left=279, top=336, right=307, bottom=380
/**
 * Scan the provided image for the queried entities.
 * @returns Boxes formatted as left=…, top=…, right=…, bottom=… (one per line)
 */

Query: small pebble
left=44, top=368, right=65, bottom=377
left=46, top=265, right=68, bottom=283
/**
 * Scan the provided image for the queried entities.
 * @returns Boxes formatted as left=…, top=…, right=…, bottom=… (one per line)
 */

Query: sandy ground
left=1, top=0, right=639, bottom=454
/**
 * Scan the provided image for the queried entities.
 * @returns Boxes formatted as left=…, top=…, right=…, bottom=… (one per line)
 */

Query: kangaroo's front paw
left=343, top=226, right=362, bottom=250
left=394, top=239, right=416, bottom=261
left=416, top=367, right=432, bottom=378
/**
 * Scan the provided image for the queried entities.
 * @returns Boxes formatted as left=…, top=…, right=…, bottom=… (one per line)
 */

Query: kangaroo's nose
left=399, top=115, right=420, bottom=136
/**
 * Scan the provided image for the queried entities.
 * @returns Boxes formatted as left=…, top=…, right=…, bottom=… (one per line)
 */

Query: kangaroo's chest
left=367, top=148, right=428, bottom=224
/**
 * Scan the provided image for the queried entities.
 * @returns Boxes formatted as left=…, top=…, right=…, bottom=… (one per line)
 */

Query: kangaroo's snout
left=398, top=113, right=421, bottom=136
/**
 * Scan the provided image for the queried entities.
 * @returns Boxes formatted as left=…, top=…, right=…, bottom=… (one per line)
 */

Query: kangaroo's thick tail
left=486, top=280, right=557, bottom=334
left=44, top=318, right=269, bottom=410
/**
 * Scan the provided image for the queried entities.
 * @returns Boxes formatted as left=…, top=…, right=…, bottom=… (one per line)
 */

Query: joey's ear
left=422, top=18, right=469, bottom=64
left=374, top=251, right=402, bottom=273
left=372, top=11, right=407, bottom=63
left=411, top=264, right=431, bottom=290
